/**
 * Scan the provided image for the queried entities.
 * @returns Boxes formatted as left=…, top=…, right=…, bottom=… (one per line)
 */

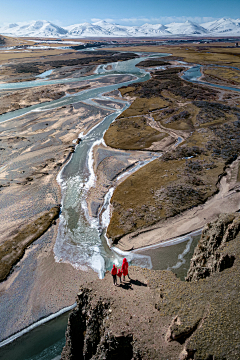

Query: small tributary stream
left=2, top=54, right=239, bottom=360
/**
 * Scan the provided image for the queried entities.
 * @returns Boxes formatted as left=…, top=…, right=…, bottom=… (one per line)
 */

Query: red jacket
left=111, top=264, right=117, bottom=276
left=121, top=258, right=128, bottom=276
left=117, top=269, right=122, bottom=278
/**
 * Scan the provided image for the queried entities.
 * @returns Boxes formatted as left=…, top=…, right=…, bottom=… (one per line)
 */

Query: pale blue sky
left=1, top=0, right=240, bottom=26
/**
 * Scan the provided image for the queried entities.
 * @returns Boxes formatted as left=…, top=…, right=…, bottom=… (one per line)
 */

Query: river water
left=2, top=54, right=237, bottom=359
left=182, top=64, right=240, bottom=92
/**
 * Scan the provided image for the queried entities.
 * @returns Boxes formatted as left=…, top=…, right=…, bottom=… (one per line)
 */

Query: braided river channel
left=2, top=53, right=238, bottom=360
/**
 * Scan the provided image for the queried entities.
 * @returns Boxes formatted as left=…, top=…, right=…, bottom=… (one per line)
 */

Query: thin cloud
left=119, top=16, right=218, bottom=25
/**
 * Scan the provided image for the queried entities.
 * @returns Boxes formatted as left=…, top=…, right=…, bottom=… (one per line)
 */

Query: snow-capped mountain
left=65, top=21, right=171, bottom=37
left=201, top=18, right=240, bottom=35
left=0, top=20, right=68, bottom=38
left=66, top=22, right=111, bottom=37
left=133, top=23, right=170, bottom=36
left=165, top=20, right=209, bottom=35
left=0, top=18, right=240, bottom=38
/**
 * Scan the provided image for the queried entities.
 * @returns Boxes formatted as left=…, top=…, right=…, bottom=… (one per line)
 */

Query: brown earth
left=0, top=85, right=66, bottom=115
left=202, top=65, right=240, bottom=86
left=61, top=213, right=240, bottom=360
left=0, top=73, right=134, bottom=116
left=105, top=43, right=240, bottom=67
left=105, top=64, right=240, bottom=244
left=0, top=205, right=60, bottom=282
left=1, top=40, right=240, bottom=353
left=0, top=50, right=138, bottom=83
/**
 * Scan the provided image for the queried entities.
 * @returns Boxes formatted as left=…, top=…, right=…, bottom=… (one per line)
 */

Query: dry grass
left=0, top=206, right=60, bottom=282
left=0, top=35, right=35, bottom=47
left=153, top=101, right=199, bottom=132
left=104, top=115, right=168, bottom=150
left=106, top=63, right=240, bottom=242
left=107, top=141, right=224, bottom=242
left=0, top=48, right=74, bottom=64
left=118, top=97, right=169, bottom=117
left=203, top=66, right=240, bottom=85
left=105, top=44, right=240, bottom=67
left=104, top=97, right=170, bottom=150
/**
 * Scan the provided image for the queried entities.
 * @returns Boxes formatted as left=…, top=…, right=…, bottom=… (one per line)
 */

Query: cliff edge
left=61, top=213, right=240, bottom=360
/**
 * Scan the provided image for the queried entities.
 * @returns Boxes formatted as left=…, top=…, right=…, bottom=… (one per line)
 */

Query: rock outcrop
left=186, top=213, right=240, bottom=281
left=62, top=213, right=240, bottom=360
left=61, top=286, right=143, bottom=360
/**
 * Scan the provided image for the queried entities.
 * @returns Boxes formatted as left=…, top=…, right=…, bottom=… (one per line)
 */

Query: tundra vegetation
left=0, top=37, right=240, bottom=359
left=104, top=61, right=240, bottom=242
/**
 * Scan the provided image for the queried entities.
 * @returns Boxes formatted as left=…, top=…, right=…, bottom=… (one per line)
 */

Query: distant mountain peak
left=1, top=18, right=240, bottom=38
left=8, top=23, right=18, bottom=28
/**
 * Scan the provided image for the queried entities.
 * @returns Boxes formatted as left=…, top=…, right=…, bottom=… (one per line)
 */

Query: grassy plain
left=203, top=66, right=240, bottom=86
left=105, top=53, right=240, bottom=242
left=105, top=44, right=240, bottom=67
left=104, top=97, right=170, bottom=150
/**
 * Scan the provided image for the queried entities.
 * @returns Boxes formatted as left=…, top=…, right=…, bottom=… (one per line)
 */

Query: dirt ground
left=0, top=39, right=240, bottom=353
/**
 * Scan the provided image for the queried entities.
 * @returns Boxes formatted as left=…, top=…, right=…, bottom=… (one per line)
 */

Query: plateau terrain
left=0, top=35, right=239, bottom=360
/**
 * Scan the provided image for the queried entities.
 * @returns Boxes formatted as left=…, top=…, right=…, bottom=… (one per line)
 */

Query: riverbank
left=0, top=97, right=115, bottom=340
left=0, top=49, right=153, bottom=342
left=1, top=39, right=240, bottom=352
left=102, top=57, right=240, bottom=247
left=116, top=155, right=240, bottom=251
left=61, top=213, right=240, bottom=360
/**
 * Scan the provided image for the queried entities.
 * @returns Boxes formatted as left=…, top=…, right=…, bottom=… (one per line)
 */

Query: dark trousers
left=123, top=273, right=130, bottom=280
left=112, top=274, right=117, bottom=285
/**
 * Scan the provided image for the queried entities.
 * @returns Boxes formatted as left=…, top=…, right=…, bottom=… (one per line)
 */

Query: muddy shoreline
left=1, top=42, right=240, bottom=349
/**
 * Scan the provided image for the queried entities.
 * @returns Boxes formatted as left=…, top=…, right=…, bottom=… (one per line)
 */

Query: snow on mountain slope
left=1, top=18, right=240, bottom=38
left=67, top=21, right=170, bottom=37
left=165, top=20, right=209, bottom=35
left=201, top=18, right=240, bottom=34
left=66, top=22, right=112, bottom=37
left=137, top=23, right=170, bottom=36
left=93, top=21, right=139, bottom=36
left=0, top=20, right=68, bottom=37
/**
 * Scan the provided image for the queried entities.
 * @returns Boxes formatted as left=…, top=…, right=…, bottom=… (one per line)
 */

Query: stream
left=182, top=64, right=240, bottom=92
left=2, top=54, right=238, bottom=359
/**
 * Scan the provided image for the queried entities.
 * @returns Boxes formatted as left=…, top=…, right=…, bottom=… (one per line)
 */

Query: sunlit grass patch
left=104, top=115, right=168, bottom=150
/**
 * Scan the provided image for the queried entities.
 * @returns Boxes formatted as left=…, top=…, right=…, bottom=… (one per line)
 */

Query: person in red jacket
left=117, top=268, right=122, bottom=284
left=111, top=264, right=117, bottom=286
left=121, top=258, right=130, bottom=281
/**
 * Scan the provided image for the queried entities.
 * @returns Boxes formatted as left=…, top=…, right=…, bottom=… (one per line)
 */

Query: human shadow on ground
left=118, top=281, right=133, bottom=290
left=130, top=279, right=147, bottom=287
left=118, top=278, right=147, bottom=290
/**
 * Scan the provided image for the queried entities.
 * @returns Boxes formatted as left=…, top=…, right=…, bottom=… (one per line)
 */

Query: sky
left=0, top=0, right=240, bottom=26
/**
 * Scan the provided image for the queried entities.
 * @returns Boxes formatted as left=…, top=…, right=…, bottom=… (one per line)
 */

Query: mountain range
left=1, top=18, right=240, bottom=38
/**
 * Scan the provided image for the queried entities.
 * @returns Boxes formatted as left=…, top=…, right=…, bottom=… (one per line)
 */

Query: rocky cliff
left=186, top=213, right=240, bottom=281
left=61, top=288, right=136, bottom=360
left=61, top=213, right=240, bottom=360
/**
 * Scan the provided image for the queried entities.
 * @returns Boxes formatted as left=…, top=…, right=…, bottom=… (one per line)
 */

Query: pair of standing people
left=111, top=258, right=130, bottom=286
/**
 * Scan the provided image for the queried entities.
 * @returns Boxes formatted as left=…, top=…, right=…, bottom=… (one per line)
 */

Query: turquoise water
left=182, top=65, right=240, bottom=92
left=0, top=311, right=69, bottom=360
left=50, top=56, right=159, bottom=279
left=0, top=54, right=162, bottom=360
left=2, top=53, right=237, bottom=360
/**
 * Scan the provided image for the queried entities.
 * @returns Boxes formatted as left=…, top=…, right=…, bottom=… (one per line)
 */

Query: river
left=1, top=53, right=239, bottom=360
